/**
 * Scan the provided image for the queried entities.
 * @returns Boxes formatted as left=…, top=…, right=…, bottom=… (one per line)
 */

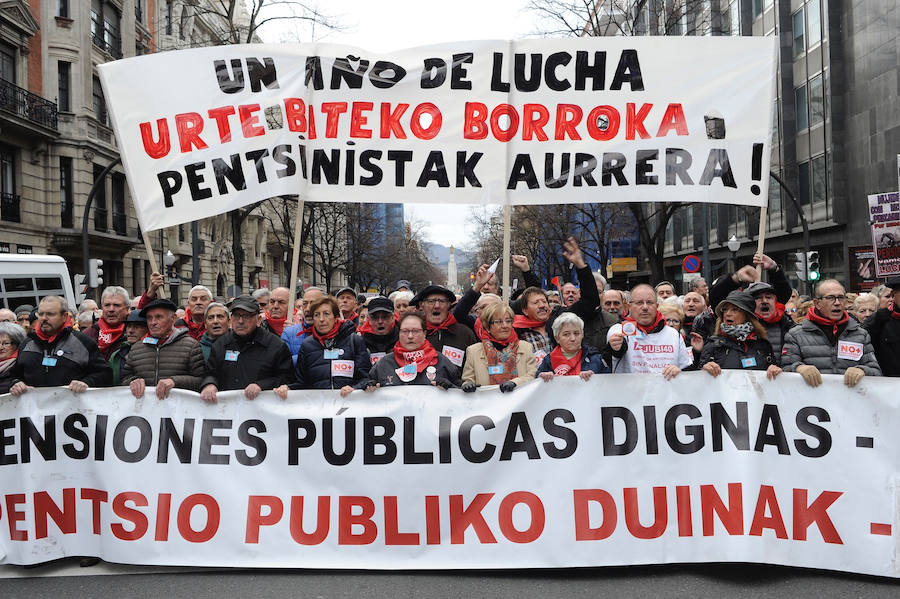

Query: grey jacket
left=782, top=317, right=881, bottom=376
left=120, top=328, right=207, bottom=391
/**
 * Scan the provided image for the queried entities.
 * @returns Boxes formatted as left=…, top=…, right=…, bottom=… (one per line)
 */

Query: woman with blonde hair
left=851, top=293, right=878, bottom=323
left=461, top=302, right=537, bottom=392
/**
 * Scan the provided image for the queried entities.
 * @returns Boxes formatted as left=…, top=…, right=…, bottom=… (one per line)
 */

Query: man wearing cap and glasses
left=782, top=279, right=881, bottom=387
left=862, top=276, right=900, bottom=377
left=200, top=295, right=294, bottom=403
left=409, top=285, right=476, bottom=372
left=356, top=296, right=400, bottom=365
left=745, top=280, right=797, bottom=364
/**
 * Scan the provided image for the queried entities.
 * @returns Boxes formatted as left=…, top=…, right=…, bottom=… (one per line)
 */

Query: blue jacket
left=536, top=344, right=610, bottom=375
left=292, top=320, right=370, bottom=389
left=282, top=322, right=309, bottom=365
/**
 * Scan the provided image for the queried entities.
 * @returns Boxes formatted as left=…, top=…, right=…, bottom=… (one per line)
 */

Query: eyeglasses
left=421, top=298, right=449, bottom=306
left=489, top=318, right=514, bottom=326
left=787, top=308, right=798, bottom=313
left=816, top=295, right=846, bottom=303
left=399, top=328, right=424, bottom=335
left=0, top=341, right=13, bottom=347
left=665, top=318, right=682, bottom=326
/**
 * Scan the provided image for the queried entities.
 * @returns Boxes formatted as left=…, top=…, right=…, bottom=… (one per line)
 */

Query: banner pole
left=502, top=203, right=512, bottom=300
left=756, top=206, right=768, bottom=278
left=141, top=229, right=166, bottom=299
left=288, top=199, right=305, bottom=322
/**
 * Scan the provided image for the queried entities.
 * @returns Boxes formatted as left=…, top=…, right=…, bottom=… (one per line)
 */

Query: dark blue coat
left=292, top=320, right=370, bottom=389
left=536, top=344, right=610, bottom=375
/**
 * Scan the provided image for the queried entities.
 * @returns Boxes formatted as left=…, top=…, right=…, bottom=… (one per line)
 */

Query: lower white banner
left=1, top=371, right=898, bottom=576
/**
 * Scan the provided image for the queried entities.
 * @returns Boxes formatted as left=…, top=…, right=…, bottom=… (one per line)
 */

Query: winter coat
left=292, top=321, right=370, bottom=389
left=582, top=308, right=620, bottom=365
left=202, top=327, right=295, bottom=391
left=758, top=313, right=797, bottom=365
left=425, top=322, right=476, bottom=369
left=536, top=344, right=610, bottom=376
left=108, top=341, right=133, bottom=385
left=281, top=322, right=309, bottom=365
left=361, top=352, right=461, bottom=388
left=120, top=328, right=207, bottom=391
left=82, top=323, right=125, bottom=361
left=361, top=328, right=399, bottom=365
left=462, top=340, right=538, bottom=386
left=11, top=328, right=112, bottom=389
left=697, top=334, right=776, bottom=371
left=782, top=317, right=881, bottom=376
left=863, top=307, right=900, bottom=377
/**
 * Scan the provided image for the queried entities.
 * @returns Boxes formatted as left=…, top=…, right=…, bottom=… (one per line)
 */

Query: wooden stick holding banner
left=502, top=203, right=512, bottom=300
left=141, top=230, right=166, bottom=299
left=756, top=206, right=767, bottom=277
left=288, top=198, right=305, bottom=322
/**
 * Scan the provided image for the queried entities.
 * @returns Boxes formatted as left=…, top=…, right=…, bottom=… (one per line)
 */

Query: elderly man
left=655, top=281, right=676, bottom=301
left=252, top=288, right=271, bottom=312
left=410, top=284, right=476, bottom=368
left=690, top=277, right=709, bottom=304
left=82, top=286, right=131, bottom=360
left=335, top=287, right=360, bottom=325
left=9, top=295, right=111, bottom=395
left=561, top=283, right=580, bottom=307
left=175, top=285, right=213, bottom=341
left=15, top=305, right=34, bottom=333
left=745, top=281, right=796, bottom=363
left=356, top=297, right=399, bottom=365
left=200, top=302, right=230, bottom=361
left=109, top=311, right=149, bottom=384
left=601, top=290, right=626, bottom=317
left=282, top=286, right=324, bottom=364
left=681, top=291, right=706, bottom=335
left=200, top=295, right=294, bottom=403
left=121, top=298, right=206, bottom=399
left=783, top=279, right=881, bottom=387
left=863, top=276, right=900, bottom=376
left=260, top=287, right=292, bottom=336
left=0, top=308, right=15, bottom=323
left=607, top=284, right=694, bottom=379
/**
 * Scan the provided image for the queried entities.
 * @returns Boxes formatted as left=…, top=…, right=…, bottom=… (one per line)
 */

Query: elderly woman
left=851, top=293, right=878, bottom=324
left=360, top=313, right=459, bottom=390
left=698, top=291, right=781, bottom=380
left=275, top=295, right=370, bottom=398
left=870, top=284, right=893, bottom=310
left=536, top=312, right=608, bottom=381
left=391, top=290, right=414, bottom=318
left=461, top=302, right=537, bottom=393
left=0, top=322, right=25, bottom=394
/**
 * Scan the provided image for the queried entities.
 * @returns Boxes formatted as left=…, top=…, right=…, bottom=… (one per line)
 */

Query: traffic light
left=806, top=251, right=820, bottom=281
left=87, top=258, right=104, bottom=288
left=786, top=252, right=806, bottom=281
left=73, top=274, right=87, bottom=305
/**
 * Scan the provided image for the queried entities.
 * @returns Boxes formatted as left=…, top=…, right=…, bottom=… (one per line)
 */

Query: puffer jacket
left=292, top=320, right=370, bottom=389
left=758, top=313, right=797, bottom=364
left=782, top=317, right=881, bottom=376
left=697, top=334, right=776, bottom=371
left=281, top=322, right=310, bottom=365
left=120, top=328, right=206, bottom=390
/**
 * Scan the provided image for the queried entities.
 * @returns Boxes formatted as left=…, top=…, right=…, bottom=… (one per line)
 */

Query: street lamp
left=726, top=235, right=740, bottom=272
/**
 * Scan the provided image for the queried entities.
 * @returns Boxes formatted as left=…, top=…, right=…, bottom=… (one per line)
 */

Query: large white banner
left=98, top=38, right=776, bottom=231
left=1, top=371, right=898, bottom=577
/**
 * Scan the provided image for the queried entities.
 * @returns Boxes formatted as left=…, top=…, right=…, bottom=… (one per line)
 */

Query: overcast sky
left=264, top=0, right=537, bottom=248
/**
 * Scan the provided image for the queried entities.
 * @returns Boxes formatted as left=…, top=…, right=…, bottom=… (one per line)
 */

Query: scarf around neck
left=181, top=308, right=205, bottom=340
left=549, top=346, right=583, bottom=376
left=97, top=318, right=125, bottom=351
left=623, top=311, right=666, bottom=336
left=720, top=321, right=755, bottom=342
left=513, top=313, right=546, bottom=330
left=393, top=340, right=438, bottom=373
left=34, top=315, right=74, bottom=345
left=264, top=311, right=288, bottom=336
left=757, top=302, right=786, bottom=324
left=311, top=321, right=342, bottom=346
left=426, top=313, right=457, bottom=333
left=806, top=306, right=849, bottom=336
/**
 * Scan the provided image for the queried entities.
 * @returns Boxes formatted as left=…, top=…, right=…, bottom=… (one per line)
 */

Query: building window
left=112, top=173, right=126, bottom=235
left=57, top=0, right=69, bottom=18
left=798, top=160, right=811, bottom=214
left=165, top=0, right=173, bottom=35
left=806, top=0, right=821, bottom=48
left=808, top=74, right=824, bottom=126
left=57, top=61, right=71, bottom=112
left=752, top=0, right=763, bottom=19
left=794, top=84, right=808, bottom=131
left=0, top=146, right=18, bottom=223
left=180, top=7, right=190, bottom=40
left=792, top=10, right=805, bottom=57
left=812, top=154, right=827, bottom=210
left=93, top=163, right=107, bottom=232
left=92, top=75, right=106, bottom=124
left=135, top=0, right=143, bottom=23
left=91, top=0, right=121, bottom=57
left=60, top=157, right=73, bottom=228
left=0, top=42, right=15, bottom=83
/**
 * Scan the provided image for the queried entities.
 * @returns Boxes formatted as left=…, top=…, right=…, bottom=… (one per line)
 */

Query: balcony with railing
left=92, top=34, right=123, bottom=59
left=94, top=207, right=108, bottom=232
left=1, top=192, right=20, bottom=223
left=61, top=202, right=74, bottom=228
left=113, top=210, right=127, bottom=235
left=0, top=78, right=58, bottom=132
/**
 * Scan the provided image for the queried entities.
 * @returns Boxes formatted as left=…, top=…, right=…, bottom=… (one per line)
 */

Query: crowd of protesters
left=2, top=238, right=899, bottom=402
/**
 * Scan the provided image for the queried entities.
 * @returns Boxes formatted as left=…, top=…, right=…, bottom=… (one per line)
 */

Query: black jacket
left=863, top=307, right=900, bottom=377
left=361, top=352, right=461, bottom=388
left=361, top=327, right=399, bottom=362
left=202, top=327, right=295, bottom=391
left=709, top=264, right=792, bottom=310
left=292, top=321, right=370, bottom=389
left=698, top=334, right=776, bottom=371
left=11, top=328, right=112, bottom=388
left=425, top=322, right=476, bottom=366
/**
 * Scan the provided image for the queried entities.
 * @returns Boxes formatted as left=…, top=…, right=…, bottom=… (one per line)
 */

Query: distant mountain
left=424, top=243, right=476, bottom=284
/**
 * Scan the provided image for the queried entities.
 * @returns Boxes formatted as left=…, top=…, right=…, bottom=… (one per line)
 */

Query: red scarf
left=474, top=317, right=519, bottom=346
left=806, top=307, right=849, bottom=336
left=342, top=311, right=359, bottom=322
left=296, top=321, right=314, bottom=337
left=34, top=315, right=74, bottom=344
left=392, top=340, right=438, bottom=373
left=97, top=318, right=125, bottom=352
left=757, top=302, right=786, bottom=324
left=181, top=308, right=205, bottom=341
left=513, top=314, right=546, bottom=330
left=890, top=302, right=900, bottom=321
left=264, top=311, right=288, bottom=336
left=357, top=315, right=396, bottom=336
left=549, top=346, right=583, bottom=376
left=623, top=311, right=666, bottom=336
left=311, top=321, right=343, bottom=346
left=426, top=313, right=457, bottom=333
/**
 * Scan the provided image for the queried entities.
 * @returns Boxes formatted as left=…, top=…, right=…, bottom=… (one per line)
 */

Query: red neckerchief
left=757, top=302, right=786, bottom=324
left=311, top=321, right=343, bottom=346
left=475, top=317, right=519, bottom=346
left=296, top=321, right=314, bottom=336
left=890, top=302, right=900, bottom=321
left=549, top=346, right=583, bottom=376
left=342, top=311, right=359, bottom=322
left=513, top=313, right=546, bottom=330
left=624, top=311, right=666, bottom=336
left=426, top=313, right=457, bottom=333
left=181, top=308, right=205, bottom=340
left=806, top=307, right=849, bottom=335
left=34, top=315, right=74, bottom=344
left=357, top=314, right=396, bottom=336
left=97, top=318, right=125, bottom=351
left=264, top=311, right=288, bottom=336
left=392, top=340, right=438, bottom=373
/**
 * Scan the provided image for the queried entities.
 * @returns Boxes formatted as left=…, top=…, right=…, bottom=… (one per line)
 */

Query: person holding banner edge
left=862, top=276, right=900, bottom=377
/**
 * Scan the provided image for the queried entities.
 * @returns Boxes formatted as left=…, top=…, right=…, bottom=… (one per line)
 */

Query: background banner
left=868, top=191, right=900, bottom=277
left=1, top=371, right=897, bottom=577
left=98, top=38, right=776, bottom=231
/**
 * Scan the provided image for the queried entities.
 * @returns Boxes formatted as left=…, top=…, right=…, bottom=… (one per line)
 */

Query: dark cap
left=716, top=290, right=758, bottom=319
left=230, top=294, right=260, bottom=314
left=367, top=297, right=394, bottom=314
left=14, top=304, right=33, bottom=316
left=125, top=311, right=147, bottom=326
left=139, top=298, right=178, bottom=317
left=886, top=276, right=900, bottom=290
left=335, top=287, right=357, bottom=299
left=410, top=285, right=455, bottom=306
left=745, top=281, right=775, bottom=296
left=396, top=280, right=412, bottom=290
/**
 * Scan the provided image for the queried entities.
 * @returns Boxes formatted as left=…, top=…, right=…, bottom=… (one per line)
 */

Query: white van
left=0, top=254, right=76, bottom=312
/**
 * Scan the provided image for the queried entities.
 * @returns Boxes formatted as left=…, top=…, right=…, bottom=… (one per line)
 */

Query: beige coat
left=462, top=339, right=538, bottom=386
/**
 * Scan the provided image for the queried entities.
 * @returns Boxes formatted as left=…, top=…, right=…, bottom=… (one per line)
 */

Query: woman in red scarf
left=536, top=312, right=609, bottom=381
left=361, top=313, right=459, bottom=390
left=0, top=322, right=24, bottom=394
left=461, top=303, right=537, bottom=393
